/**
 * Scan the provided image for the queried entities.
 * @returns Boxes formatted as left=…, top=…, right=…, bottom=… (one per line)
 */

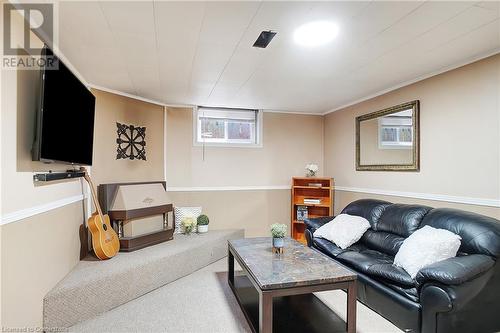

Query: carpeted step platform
left=43, top=229, right=244, bottom=328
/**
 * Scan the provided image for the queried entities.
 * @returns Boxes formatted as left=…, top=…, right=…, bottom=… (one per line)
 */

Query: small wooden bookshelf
left=291, top=177, right=334, bottom=244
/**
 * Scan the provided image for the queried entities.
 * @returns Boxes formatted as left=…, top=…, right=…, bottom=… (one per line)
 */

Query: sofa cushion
left=340, top=199, right=392, bottom=229
left=313, top=238, right=367, bottom=257
left=336, top=248, right=393, bottom=273
left=366, top=264, right=415, bottom=287
left=337, top=248, right=416, bottom=288
left=360, top=230, right=405, bottom=256
left=421, top=208, right=500, bottom=258
left=383, top=284, right=419, bottom=303
left=313, top=238, right=344, bottom=257
left=377, top=204, right=432, bottom=237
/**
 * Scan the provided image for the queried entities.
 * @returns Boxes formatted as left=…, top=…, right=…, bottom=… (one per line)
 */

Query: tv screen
left=33, top=46, right=96, bottom=165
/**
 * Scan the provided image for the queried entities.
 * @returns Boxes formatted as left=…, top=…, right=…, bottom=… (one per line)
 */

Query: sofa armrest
left=420, top=266, right=496, bottom=333
left=303, top=216, right=334, bottom=233
left=416, top=254, right=495, bottom=286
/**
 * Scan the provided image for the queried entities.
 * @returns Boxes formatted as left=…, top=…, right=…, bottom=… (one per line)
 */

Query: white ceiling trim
left=264, top=109, right=324, bottom=116
left=322, top=47, right=500, bottom=116
left=88, top=84, right=190, bottom=108
left=88, top=84, right=325, bottom=115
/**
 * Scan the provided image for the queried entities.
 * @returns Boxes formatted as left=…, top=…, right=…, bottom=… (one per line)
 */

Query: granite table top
left=228, top=237, right=356, bottom=290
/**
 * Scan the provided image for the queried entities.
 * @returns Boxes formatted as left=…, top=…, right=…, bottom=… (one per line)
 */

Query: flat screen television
left=32, top=46, right=96, bottom=166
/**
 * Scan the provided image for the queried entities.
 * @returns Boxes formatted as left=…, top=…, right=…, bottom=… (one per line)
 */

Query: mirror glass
left=356, top=101, right=419, bottom=171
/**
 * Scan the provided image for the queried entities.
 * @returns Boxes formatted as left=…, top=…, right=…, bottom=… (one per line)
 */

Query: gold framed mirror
left=356, top=100, right=420, bottom=171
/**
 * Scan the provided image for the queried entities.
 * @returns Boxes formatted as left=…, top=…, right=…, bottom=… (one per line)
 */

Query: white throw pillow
left=313, top=214, right=371, bottom=249
left=394, top=225, right=461, bottom=279
left=174, top=206, right=202, bottom=234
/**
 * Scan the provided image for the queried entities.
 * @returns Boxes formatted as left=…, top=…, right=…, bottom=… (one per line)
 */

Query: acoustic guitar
left=82, top=168, right=120, bottom=259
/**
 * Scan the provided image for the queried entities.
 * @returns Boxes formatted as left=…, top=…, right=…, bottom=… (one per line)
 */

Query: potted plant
left=270, top=223, right=287, bottom=252
left=182, top=217, right=196, bottom=235
left=197, top=214, right=210, bottom=233
left=305, top=163, right=319, bottom=177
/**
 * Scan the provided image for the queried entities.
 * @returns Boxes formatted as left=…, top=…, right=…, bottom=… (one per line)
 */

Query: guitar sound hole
left=103, top=224, right=107, bottom=231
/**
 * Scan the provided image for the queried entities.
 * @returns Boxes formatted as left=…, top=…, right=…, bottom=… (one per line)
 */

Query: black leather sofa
left=304, top=199, right=500, bottom=333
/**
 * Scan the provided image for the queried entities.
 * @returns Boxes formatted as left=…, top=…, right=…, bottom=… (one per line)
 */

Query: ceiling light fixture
left=294, top=21, right=339, bottom=47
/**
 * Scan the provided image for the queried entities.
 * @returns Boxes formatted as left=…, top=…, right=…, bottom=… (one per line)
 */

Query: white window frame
left=193, top=106, right=263, bottom=148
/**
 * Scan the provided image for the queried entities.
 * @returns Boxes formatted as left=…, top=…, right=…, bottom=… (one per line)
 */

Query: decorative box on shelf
left=296, top=205, right=308, bottom=221
left=291, top=177, right=333, bottom=244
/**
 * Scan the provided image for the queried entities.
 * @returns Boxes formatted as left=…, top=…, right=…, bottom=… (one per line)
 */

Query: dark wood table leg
left=347, top=280, right=357, bottom=333
left=259, top=291, right=273, bottom=333
left=228, top=248, right=234, bottom=286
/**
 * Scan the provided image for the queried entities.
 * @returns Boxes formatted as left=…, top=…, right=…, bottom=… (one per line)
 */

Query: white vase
left=198, top=225, right=208, bottom=233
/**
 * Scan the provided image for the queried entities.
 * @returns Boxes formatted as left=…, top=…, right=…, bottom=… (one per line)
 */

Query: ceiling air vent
left=253, top=31, right=277, bottom=48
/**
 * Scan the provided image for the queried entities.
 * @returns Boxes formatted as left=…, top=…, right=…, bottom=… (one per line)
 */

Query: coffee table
left=228, top=237, right=357, bottom=333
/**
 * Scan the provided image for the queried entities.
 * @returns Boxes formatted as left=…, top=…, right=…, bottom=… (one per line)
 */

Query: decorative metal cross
left=116, top=122, right=146, bottom=160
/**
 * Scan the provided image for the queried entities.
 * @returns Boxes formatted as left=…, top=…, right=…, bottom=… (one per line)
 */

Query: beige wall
left=0, top=8, right=86, bottom=329
left=325, top=55, right=500, bottom=219
left=167, top=190, right=290, bottom=237
left=1, top=203, right=83, bottom=326
left=90, top=90, right=165, bottom=187
left=89, top=89, right=166, bottom=237
left=165, top=108, right=324, bottom=236
left=166, top=108, right=324, bottom=187
left=335, top=191, right=500, bottom=219
left=1, top=6, right=498, bottom=329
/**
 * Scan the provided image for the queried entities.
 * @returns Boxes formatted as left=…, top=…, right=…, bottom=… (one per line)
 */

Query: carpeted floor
left=70, top=258, right=402, bottom=333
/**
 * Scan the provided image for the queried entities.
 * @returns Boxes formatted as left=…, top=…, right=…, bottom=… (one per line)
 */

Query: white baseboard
left=334, top=186, right=500, bottom=208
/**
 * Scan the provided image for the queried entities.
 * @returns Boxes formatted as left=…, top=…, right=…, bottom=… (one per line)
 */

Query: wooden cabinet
left=291, top=177, right=334, bottom=244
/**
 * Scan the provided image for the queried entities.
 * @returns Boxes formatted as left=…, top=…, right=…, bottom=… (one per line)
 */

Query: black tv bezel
left=32, top=45, right=95, bottom=166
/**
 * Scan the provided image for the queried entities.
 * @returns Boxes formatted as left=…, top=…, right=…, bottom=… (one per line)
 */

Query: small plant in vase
left=182, top=217, right=196, bottom=235
left=270, top=223, right=287, bottom=254
left=305, top=163, right=319, bottom=177
left=197, top=214, right=210, bottom=233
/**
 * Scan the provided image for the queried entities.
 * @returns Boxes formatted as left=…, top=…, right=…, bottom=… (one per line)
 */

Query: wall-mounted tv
left=32, top=45, right=96, bottom=166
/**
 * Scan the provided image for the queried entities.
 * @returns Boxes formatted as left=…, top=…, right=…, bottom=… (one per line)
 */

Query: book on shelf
left=303, top=198, right=321, bottom=204
left=307, top=183, right=323, bottom=188
left=296, top=205, right=308, bottom=221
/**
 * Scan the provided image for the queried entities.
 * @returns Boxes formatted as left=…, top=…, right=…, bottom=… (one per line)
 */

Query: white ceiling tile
left=358, top=2, right=476, bottom=64
left=198, top=2, right=261, bottom=45
left=59, top=1, right=114, bottom=49
left=154, top=1, right=205, bottom=100
left=411, top=5, right=499, bottom=52
left=344, top=1, right=425, bottom=43
left=53, top=1, right=500, bottom=113
left=99, top=1, right=155, bottom=36
left=474, top=1, right=500, bottom=13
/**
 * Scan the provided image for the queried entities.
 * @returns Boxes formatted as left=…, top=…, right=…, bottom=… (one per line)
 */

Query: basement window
left=194, top=107, right=262, bottom=147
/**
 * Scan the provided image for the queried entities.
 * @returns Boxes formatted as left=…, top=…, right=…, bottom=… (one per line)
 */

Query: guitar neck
left=81, top=168, right=104, bottom=218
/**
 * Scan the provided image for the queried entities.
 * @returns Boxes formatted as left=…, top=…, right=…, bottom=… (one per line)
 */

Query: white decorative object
left=313, top=214, right=371, bottom=249
left=394, top=225, right=461, bottom=279
left=174, top=206, right=202, bottom=234
left=305, top=163, right=319, bottom=177
left=197, top=225, right=208, bottom=233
